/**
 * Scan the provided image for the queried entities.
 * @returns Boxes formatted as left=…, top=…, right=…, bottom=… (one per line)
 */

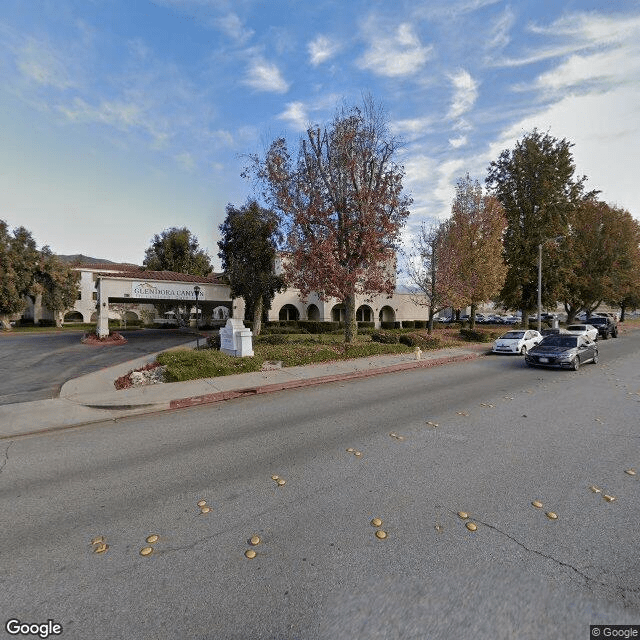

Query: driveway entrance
left=1, top=329, right=196, bottom=405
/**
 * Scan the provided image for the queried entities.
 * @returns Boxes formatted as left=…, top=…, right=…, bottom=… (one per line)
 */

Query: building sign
left=132, top=282, right=205, bottom=300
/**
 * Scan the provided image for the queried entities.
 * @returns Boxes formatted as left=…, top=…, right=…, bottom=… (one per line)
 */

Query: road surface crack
left=0, top=441, right=13, bottom=477
left=476, top=518, right=640, bottom=594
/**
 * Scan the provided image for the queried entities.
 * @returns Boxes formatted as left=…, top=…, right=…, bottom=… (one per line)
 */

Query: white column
left=96, top=279, right=110, bottom=338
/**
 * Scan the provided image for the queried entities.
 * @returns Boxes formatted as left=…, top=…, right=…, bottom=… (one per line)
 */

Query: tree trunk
left=620, top=303, right=626, bottom=322
left=521, top=308, right=529, bottom=329
left=427, top=307, right=434, bottom=335
left=344, top=292, right=357, bottom=344
left=252, top=297, right=263, bottom=336
left=469, top=303, right=477, bottom=330
left=0, top=314, right=13, bottom=331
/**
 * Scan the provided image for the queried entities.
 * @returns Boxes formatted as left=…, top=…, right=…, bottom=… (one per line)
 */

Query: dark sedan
left=524, top=334, right=598, bottom=370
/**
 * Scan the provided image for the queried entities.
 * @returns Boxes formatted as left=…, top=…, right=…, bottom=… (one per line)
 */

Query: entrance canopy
left=95, top=269, right=240, bottom=336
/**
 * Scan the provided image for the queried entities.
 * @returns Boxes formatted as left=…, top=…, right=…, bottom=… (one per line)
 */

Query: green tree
left=143, top=227, right=212, bottom=276
left=486, top=129, right=590, bottom=328
left=560, top=199, right=640, bottom=323
left=143, top=227, right=213, bottom=326
left=437, top=175, right=507, bottom=329
left=249, top=96, right=411, bottom=343
left=217, top=200, right=285, bottom=336
left=0, top=221, right=39, bottom=329
left=34, top=247, right=81, bottom=327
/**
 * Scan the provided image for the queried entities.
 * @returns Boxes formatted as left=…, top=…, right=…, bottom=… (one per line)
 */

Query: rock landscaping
left=114, top=362, right=166, bottom=390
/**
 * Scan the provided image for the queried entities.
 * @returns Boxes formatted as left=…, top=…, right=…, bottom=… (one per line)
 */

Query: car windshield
left=501, top=332, right=524, bottom=339
left=541, top=336, right=578, bottom=348
left=588, top=317, right=606, bottom=324
left=567, top=325, right=586, bottom=330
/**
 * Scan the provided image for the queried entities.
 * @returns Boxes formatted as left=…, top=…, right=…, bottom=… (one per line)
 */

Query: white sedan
left=565, top=324, right=598, bottom=341
left=492, top=330, right=543, bottom=355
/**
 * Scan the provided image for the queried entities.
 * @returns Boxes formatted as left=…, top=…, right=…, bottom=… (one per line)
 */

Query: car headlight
left=556, top=353, right=572, bottom=360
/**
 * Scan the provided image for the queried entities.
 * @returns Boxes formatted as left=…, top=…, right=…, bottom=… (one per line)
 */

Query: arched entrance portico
left=95, top=271, right=235, bottom=337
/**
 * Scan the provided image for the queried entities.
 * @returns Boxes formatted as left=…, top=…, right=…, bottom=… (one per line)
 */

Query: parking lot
left=0, top=329, right=196, bottom=405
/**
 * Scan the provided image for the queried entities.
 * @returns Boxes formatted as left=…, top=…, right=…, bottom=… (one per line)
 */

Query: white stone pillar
left=96, top=279, right=109, bottom=338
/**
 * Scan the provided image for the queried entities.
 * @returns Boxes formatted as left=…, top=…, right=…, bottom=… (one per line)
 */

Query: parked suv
left=587, top=315, right=618, bottom=339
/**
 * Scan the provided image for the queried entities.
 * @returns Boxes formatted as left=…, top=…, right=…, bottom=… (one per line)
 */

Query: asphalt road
left=0, top=329, right=197, bottom=405
left=1, top=333, right=639, bottom=639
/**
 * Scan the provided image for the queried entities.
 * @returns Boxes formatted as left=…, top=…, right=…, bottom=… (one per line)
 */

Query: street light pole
left=537, top=243, right=543, bottom=333
left=193, top=285, right=201, bottom=349
left=537, top=236, right=564, bottom=333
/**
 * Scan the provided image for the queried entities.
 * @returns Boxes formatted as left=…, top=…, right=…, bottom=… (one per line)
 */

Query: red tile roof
left=95, top=270, right=225, bottom=284
left=74, top=262, right=143, bottom=271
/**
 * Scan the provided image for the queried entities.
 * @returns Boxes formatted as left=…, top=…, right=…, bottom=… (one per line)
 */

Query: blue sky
left=1, top=0, right=639, bottom=270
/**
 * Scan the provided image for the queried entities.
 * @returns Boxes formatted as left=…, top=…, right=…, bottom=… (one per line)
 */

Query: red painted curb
left=169, top=353, right=478, bottom=410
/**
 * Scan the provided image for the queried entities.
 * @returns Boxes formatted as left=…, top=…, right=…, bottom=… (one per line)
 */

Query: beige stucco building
left=22, top=255, right=431, bottom=330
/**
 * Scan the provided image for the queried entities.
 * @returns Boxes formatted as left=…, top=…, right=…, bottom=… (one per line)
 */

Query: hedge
left=371, top=331, right=399, bottom=344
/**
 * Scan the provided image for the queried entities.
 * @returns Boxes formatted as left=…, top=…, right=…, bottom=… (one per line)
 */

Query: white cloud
left=308, top=35, right=340, bottom=66
left=175, top=152, right=196, bottom=170
left=487, top=87, right=640, bottom=219
left=413, top=0, right=501, bottom=21
left=390, top=116, right=434, bottom=141
left=357, top=21, right=432, bottom=78
left=278, top=101, right=308, bottom=131
left=244, top=57, right=289, bottom=93
left=485, top=7, right=514, bottom=53
left=16, top=37, right=77, bottom=90
left=58, top=97, right=170, bottom=147
left=217, top=12, right=254, bottom=43
left=447, top=69, right=478, bottom=119
left=497, top=12, right=640, bottom=69
left=449, top=135, right=468, bottom=148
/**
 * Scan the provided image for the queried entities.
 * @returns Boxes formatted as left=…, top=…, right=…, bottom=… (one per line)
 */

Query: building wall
left=266, top=288, right=429, bottom=327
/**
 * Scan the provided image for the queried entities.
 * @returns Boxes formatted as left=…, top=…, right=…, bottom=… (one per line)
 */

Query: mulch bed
left=81, top=331, right=128, bottom=346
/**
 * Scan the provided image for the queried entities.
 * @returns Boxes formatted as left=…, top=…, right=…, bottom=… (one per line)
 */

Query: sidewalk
left=0, top=341, right=485, bottom=439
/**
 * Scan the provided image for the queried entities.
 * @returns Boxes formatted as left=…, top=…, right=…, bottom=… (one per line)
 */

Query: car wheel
left=572, top=356, right=580, bottom=371
left=613, top=330, right=618, bottom=338
left=592, top=352, right=598, bottom=364
left=603, top=332, right=608, bottom=340
left=520, top=345, right=527, bottom=355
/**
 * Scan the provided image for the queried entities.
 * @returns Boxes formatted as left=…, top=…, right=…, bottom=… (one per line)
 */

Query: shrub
left=398, top=333, right=419, bottom=347
left=380, top=321, right=396, bottom=330
left=371, top=331, right=399, bottom=344
left=262, top=325, right=305, bottom=334
left=402, top=320, right=415, bottom=329
left=207, top=334, right=221, bottom=350
left=357, top=321, right=375, bottom=329
left=399, top=333, right=443, bottom=350
left=357, top=326, right=376, bottom=335
left=37, top=319, right=56, bottom=327
left=414, top=320, right=426, bottom=329
left=459, top=328, right=502, bottom=342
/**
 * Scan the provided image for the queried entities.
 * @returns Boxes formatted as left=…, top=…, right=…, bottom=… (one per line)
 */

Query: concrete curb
left=170, top=352, right=478, bottom=409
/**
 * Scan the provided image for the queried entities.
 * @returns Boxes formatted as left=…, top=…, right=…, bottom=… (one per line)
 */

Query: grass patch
left=156, top=327, right=475, bottom=382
